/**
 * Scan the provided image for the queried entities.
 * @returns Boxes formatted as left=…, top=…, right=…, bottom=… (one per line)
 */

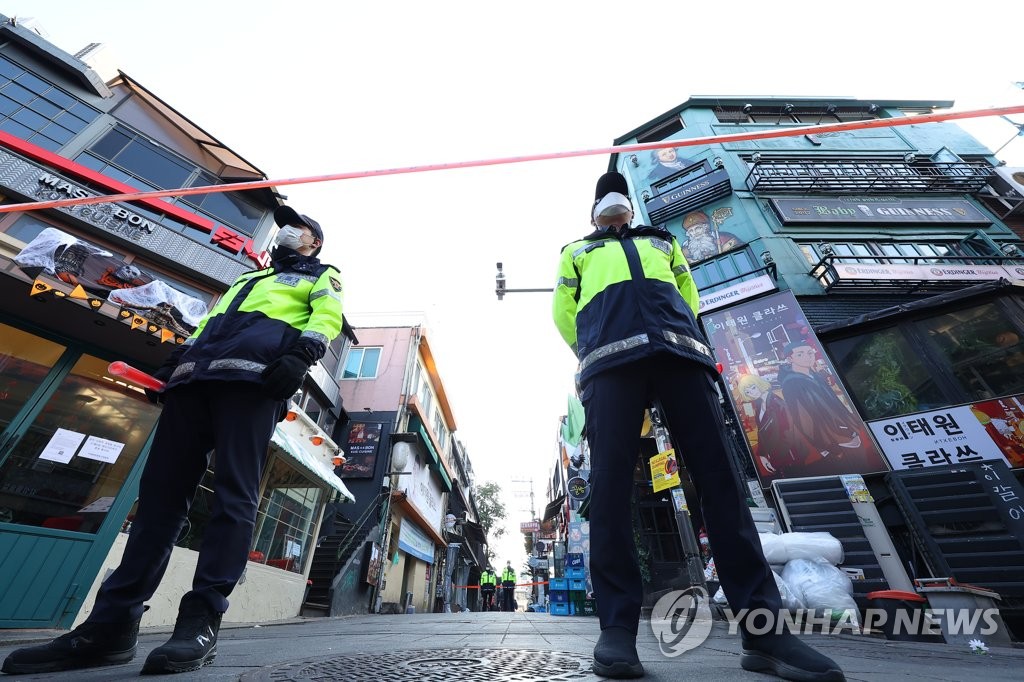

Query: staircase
left=302, top=496, right=384, bottom=616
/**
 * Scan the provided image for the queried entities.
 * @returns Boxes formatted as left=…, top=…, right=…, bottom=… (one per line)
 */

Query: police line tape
left=454, top=581, right=552, bottom=589
left=1, top=104, right=1023, bottom=216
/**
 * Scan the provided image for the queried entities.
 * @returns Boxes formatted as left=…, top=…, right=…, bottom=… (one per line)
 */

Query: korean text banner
left=703, top=290, right=888, bottom=486
left=869, top=395, right=1024, bottom=471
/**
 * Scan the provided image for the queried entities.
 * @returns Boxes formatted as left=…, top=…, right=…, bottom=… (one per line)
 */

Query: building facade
left=550, top=95, right=1024, bottom=634
left=329, top=321, right=486, bottom=615
left=0, top=16, right=356, bottom=629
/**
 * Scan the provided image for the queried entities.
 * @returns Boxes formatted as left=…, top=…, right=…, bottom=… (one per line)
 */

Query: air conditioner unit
left=994, top=167, right=1024, bottom=197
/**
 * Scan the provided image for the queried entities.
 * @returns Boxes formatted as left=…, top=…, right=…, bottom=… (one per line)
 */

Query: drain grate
left=242, top=647, right=595, bottom=681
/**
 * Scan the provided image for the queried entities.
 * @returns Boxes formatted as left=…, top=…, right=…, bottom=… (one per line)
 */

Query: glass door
left=0, top=352, right=161, bottom=532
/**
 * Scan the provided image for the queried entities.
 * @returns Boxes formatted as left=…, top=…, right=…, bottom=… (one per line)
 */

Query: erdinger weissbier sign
left=702, top=290, right=887, bottom=486
left=869, top=396, right=1024, bottom=471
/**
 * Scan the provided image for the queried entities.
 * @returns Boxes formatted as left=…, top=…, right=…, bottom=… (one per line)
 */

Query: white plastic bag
left=712, top=571, right=805, bottom=612
left=781, top=558, right=859, bottom=626
left=773, top=569, right=805, bottom=611
left=758, top=533, right=788, bottom=565
left=780, top=532, right=844, bottom=565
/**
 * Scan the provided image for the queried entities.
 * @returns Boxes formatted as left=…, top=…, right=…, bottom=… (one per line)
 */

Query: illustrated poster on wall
left=339, top=422, right=383, bottom=478
left=703, top=290, right=888, bottom=486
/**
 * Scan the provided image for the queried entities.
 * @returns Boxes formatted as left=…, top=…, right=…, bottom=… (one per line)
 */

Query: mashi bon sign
left=702, top=290, right=888, bottom=486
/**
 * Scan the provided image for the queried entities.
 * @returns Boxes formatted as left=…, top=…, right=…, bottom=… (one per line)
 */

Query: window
left=250, top=457, right=323, bottom=574
left=342, top=347, right=381, bottom=379
left=0, top=56, right=100, bottom=151
left=303, top=393, right=325, bottom=426
left=922, top=303, right=1024, bottom=401
left=433, top=409, right=448, bottom=451
left=418, top=380, right=433, bottom=417
left=799, top=240, right=975, bottom=266
left=825, top=298, right=1024, bottom=420
left=690, top=247, right=759, bottom=292
left=81, top=125, right=262, bottom=236
left=321, top=334, right=352, bottom=380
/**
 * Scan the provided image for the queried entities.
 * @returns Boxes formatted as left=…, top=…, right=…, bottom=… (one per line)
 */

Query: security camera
left=742, top=104, right=753, bottom=114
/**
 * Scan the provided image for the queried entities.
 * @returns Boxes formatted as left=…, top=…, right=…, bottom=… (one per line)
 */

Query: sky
left=8, top=1, right=1024, bottom=567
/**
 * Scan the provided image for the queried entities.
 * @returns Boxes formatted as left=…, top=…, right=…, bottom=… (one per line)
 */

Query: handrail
left=334, top=490, right=389, bottom=564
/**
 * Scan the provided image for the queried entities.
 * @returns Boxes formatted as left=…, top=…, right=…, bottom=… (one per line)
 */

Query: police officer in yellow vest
left=500, top=561, right=517, bottom=612
left=479, top=567, right=497, bottom=612
left=4, top=206, right=343, bottom=677
left=552, top=172, right=843, bottom=681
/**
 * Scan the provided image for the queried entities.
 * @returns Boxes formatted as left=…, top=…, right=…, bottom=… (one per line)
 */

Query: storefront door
left=0, top=322, right=160, bottom=627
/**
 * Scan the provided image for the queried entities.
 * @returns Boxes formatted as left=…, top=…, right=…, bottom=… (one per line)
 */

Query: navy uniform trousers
left=581, top=354, right=781, bottom=634
left=88, top=381, right=282, bottom=622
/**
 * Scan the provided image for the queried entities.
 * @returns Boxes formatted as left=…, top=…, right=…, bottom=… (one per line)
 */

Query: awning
left=270, top=427, right=355, bottom=503
left=543, top=494, right=567, bottom=522
left=815, top=278, right=1024, bottom=335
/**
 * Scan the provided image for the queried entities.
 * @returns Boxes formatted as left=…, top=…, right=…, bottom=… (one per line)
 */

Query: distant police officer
left=552, top=173, right=843, bottom=682
left=3, top=206, right=343, bottom=677
left=500, top=561, right=517, bottom=612
left=479, top=567, right=497, bottom=612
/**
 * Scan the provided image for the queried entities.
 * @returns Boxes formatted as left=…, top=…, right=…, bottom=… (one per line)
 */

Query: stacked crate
left=565, top=553, right=590, bottom=616
left=549, top=577, right=570, bottom=616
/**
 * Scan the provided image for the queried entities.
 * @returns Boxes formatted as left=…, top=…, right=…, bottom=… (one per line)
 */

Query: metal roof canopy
left=815, top=278, right=1024, bottom=335
left=270, top=426, right=355, bottom=502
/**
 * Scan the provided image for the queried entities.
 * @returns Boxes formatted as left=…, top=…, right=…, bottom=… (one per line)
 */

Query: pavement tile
left=1, top=612, right=1021, bottom=681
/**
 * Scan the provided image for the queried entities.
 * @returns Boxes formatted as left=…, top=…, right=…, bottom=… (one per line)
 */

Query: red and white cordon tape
left=1, top=104, right=1023, bottom=216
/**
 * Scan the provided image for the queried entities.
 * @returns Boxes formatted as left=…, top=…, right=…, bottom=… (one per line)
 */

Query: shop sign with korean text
left=520, top=520, right=540, bottom=533
left=397, top=519, right=435, bottom=564
left=868, top=396, right=1024, bottom=471
left=703, top=290, right=888, bottom=486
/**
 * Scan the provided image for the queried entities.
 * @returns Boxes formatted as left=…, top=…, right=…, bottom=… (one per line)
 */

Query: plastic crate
left=565, top=567, right=586, bottom=580
left=549, top=578, right=568, bottom=592
left=569, top=579, right=587, bottom=592
left=550, top=603, right=570, bottom=616
left=582, top=599, right=597, bottom=616
left=565, top=553, right=584, bottom=568
left=549, top=589, right=568, bottom=603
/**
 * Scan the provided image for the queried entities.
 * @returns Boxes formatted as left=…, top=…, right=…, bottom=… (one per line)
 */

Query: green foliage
left=474, top=481, right=507, bottom=560
left=859, top=331, right=918, bottom=419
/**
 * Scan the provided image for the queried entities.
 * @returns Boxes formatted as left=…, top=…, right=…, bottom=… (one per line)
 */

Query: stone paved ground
left=1, top=612, right=1021, bottom=680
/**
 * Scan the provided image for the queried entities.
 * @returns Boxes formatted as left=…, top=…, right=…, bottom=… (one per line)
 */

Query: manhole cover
left=242, top=647, right=595, bottom=681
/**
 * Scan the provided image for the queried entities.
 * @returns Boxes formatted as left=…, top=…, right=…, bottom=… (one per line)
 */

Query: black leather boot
left=741, top=632, right=845, bottom=681
left=592, top=626, right=644, bottom=679
left=141, top=596, right=221, bottom=674
left=1, top=618, right=139, bottom=674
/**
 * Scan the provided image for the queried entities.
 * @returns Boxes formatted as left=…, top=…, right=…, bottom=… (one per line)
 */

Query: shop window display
left=250, top=457, right=322, bottom=573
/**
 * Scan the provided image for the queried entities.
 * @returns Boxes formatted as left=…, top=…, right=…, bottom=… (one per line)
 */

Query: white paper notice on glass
left=38, top=428, right=87, bottom=464
left=78, top=436, right=125, bottom=464
left=78, top=496, right=116, bottom=513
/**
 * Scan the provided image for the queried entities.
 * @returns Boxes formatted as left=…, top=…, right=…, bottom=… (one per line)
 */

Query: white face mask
left=273, top=225, right=307, bottom=249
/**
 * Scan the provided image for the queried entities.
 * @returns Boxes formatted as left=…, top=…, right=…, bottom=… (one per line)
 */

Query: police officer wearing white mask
left=552, top=172, right=844, bottom=681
